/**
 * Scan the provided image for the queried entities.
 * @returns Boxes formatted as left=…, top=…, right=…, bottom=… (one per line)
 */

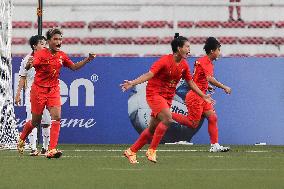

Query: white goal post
left=0, top=0, right=19, bottom=149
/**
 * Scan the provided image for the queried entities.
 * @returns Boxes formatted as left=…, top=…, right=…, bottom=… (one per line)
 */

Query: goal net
left=0, top=0, right=19, bottom=149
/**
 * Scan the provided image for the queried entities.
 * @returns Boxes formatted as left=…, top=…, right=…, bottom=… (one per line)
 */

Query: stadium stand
left=62, top=37, right=81, bottom=45
left=247, top=21, right=274, bottom=28
left=12, top=21, right=32, bottom=28
left=195, top=21, right=221, bottom=28
left=12, top=37, right=27, bottom=45
left=61, top=21, right=86, bottom=29
left=133, top=37, right=159, bottom=45
left=34, top=21, right=60, bottom=28
left=220, top=21, right=246, bottom=28
left=113, top=21, right=140, bottom=29
left=81, top=37, right=106, bottom=45
left=11, top=0, right=284, bottom=57
left=107, top=37, right=133, bottom=45
left=177, top=21, right=194, bottom=28
left=88, top=21, right=114, bottom=29
left=141, top=20, right=170, bottom=28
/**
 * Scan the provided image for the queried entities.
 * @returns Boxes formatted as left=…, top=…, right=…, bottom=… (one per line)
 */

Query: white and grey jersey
left=18, top=52, right=36, bottom=105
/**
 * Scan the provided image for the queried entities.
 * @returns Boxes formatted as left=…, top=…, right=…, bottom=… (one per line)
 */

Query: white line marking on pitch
left=97, top=168, right=274, bottom=171
left=70, top=149, right=204, bottom=152
left=64, top=149, right=273, bottom=153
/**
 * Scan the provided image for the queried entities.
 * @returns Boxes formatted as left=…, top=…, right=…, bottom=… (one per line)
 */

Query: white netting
left=0, top=0, right=19, bottom=149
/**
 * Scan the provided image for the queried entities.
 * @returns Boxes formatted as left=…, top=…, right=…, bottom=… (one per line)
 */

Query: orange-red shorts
left=146, top=95, right=172, bottom=118
left=30, top=84, right=61, bottom=115
left=185, top=91, right=214, bottom=121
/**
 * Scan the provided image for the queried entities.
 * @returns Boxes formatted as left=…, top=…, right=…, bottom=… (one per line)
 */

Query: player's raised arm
left=120, top=71, right=154, bottom=92
left=69, top=53, right=96, bottom=71
left=207, top=76, right=232, bottom=94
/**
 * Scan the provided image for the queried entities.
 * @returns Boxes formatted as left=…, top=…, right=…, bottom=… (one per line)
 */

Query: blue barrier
left=12, top=57, right=284, bottom=145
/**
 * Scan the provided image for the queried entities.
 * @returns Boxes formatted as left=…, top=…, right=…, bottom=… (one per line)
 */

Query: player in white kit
left=15, top=35, right=51, bottom=156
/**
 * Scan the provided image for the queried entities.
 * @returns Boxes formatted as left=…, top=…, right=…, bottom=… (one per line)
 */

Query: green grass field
left=1, top=144, right=284, bottom=189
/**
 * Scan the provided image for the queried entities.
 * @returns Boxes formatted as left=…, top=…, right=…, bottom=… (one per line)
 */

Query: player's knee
left=161, top=117, right=174, bottom=127
left=149, top=126, right=156, bottom=134
left=51, top=116, right=61, bottom=121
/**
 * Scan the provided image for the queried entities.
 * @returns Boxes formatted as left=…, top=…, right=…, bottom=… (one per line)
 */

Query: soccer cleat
left=146, top=148, right=157, bottom=163
left=123, top=148, right=139, bottom=164
left=29, top=149, right=39, bottom=156
left=46, top=149, right=63, bottom=159
left=209, top=143, right=230, bottom=152
left=40, top=148, right=47, bottom=156
left=17, top=139, right=25, bottom=154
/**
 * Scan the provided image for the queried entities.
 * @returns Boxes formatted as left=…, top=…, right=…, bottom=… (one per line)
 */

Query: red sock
left=149, top=123, right=168, bottom=150
left=208, top=114, right=218, bottom=144
left=172, top=113, right=198, bottom=128
left=130, top=128, right=152, bottom=153
left=20, top=120, right=35, bottom=141
left=49, top=120, right=61, bottom=150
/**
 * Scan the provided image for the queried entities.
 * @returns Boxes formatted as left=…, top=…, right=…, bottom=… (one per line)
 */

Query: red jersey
left=33, top=48, right=74, bottom=87
left=192, top=55, right=214, bottom=93
left=146, top=54, right=192, bottom=100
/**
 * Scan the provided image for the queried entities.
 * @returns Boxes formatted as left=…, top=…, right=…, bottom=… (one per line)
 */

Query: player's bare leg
left=18, top=113, right=42, bottom=154
left=204, top=110, right=230, bottom=152
left=147, top=108, right=175, bottom=163
left=123, top=117, right=159, bottom=164
left=46, top=106, right=62, bottom=159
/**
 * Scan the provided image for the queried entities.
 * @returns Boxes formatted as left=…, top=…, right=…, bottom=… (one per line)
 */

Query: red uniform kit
left=31, top=48, right=74, bottom=114
left=146, top=54, right=192, bottom=117
left=186, top=55, right=214, bottom=121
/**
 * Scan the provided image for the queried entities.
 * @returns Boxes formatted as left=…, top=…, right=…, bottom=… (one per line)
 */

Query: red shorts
left=30, top=84, right=61, bottom=115
left=146, top=95, right=172, bottom=118
left=185, top=91, right=214, bottom=121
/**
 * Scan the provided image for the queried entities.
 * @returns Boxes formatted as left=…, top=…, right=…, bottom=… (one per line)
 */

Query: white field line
left=61, top=149, right=272, bottom=153
left=70, top=149, right=205, bottom=152
left=4, top=149, right=274, bottom=153
left=98, top=168, right=274, bottom=171
left=1, top=149, right=278, bottom=159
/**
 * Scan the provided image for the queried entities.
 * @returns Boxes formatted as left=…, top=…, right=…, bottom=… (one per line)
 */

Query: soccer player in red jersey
left=15, top=35, right=51, bottom=156
left=121, top=33, right=213, bottom=163
left=172, top=37, right=232, bottom=152
left=17, top=28, right=96, bottom=158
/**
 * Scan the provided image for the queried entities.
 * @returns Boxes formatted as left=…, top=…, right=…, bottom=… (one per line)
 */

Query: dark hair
left=203, top=37, right=221, bottom=55
left=46, top=28, right=63, bottom=40
left=29, top=35, right=46, bottom=50
left=171, top=33, right=188, bottom=53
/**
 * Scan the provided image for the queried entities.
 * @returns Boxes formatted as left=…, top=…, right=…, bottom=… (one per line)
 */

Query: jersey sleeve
left=149, top=55, right=167, bottom=75
left=18, top=55, right=29, bottom=76
left=197, top=60, right=214, bottom=77
left=182, top=62, right=193, bottom=82
left=62, top=52, right=74, bottom=68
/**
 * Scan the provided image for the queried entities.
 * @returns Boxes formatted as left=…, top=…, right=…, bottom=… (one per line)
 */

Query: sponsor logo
left=14, top=73, right=96, bottom=106
left=16, top=118, right=96, bottom=128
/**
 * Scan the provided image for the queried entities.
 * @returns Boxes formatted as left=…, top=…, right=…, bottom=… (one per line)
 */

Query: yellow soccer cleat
left=146, top=148, right=157, bottom=163
left=17, top=139, right=25, bottom=154
left=123, top=148, right=139, bottom=164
